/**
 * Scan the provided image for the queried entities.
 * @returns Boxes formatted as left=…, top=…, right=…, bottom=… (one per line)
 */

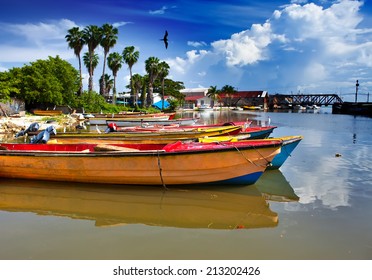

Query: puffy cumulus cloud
left=273, top=1, right=364, bottom=42
left=166, top=49, right=209, bottom=74
left=211, top=22, right=278, bottom=67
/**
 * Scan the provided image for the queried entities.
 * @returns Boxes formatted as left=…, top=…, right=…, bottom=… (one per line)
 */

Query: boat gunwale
left=0, top=141, right=282, bottom=157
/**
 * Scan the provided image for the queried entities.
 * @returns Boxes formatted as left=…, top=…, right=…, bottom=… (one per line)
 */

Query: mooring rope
left=157, top=150, right=168, bottom=190
left=219, top=142, right=273, bottom=168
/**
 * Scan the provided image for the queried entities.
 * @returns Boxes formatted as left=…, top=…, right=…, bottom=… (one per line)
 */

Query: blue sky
left=0, top=0, right=371, bottom=101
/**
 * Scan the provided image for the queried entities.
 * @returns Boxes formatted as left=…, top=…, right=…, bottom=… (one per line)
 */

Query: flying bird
left=161, top=30, right=168, bottom=49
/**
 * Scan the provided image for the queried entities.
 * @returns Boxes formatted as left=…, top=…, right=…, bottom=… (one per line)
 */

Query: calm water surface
left=0, top=108, right=371, bottom=260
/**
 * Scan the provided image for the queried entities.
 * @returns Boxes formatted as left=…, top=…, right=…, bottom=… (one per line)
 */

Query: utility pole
left=355, top=80, right=359, bottom=103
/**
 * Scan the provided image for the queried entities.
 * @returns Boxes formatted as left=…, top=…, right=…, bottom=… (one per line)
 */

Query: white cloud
left=187, top=41, right=207, bottom=48
left=166, top=50, right=209, bottom=74
left=211, top=22, right=274, bottom=67
left=0, top=19, right=79, bottom=63
left=149, top=6, right=168, bottom=15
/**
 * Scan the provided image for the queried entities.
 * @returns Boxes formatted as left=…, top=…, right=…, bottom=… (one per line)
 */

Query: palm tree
left=65, top=27, right=84, bottom=96
left=221, top=84, right=236, bottom=107
left=100, top=24, right=118, bottom=97
left=107, top=52, right=123, bottom=105
left=207, top=85, right=220, bottom=107
left=122, top=46, right=139, bottom=105
left=83, top=52, right=99, bottom=90
left=158, top=61, right=170, bottom=110
left=99, top=74, right=114, bottom=98
left=82, top=25, right=102, bottom=92
left=145, top=56, right=160, bottom=107
left=131, top=73, right=143, bottom=107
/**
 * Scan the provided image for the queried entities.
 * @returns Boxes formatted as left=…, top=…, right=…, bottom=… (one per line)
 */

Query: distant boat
left=32, top=109, right=63, bottom=116
left=243, top=105, right=263, bottom=110
left=197, top=105, right=213, bottom=111
left=0, top=140, right=282, bottom=186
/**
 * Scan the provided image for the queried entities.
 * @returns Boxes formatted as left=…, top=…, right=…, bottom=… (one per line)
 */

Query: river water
left=0, top=108, right=371, bottom=260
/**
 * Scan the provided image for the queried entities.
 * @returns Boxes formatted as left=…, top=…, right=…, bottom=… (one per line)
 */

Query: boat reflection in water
left=255, top=170, right=300, bottom=202
left=0, top=170, right=298, bottom=230
left=0, top=179, right=278, bottom=230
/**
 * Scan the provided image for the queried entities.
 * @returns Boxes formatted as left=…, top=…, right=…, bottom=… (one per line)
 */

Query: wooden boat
left=199, top=135, right=303, bottom=170
left=0, top=179, right=278, bottom=229
left=44, top=125, right=243, bottom=140
left=242, top=105, right=263, bottom=110
left=108, top=117, right=199, bottom=127
left=266, top=135, right=303, bottom=170
left=92, top=112, right=175, bottom=119
left=32, top=109, right=63, bottom=116
left=0, top=140, right=282, bottom=185
left=88, top=112, right=176, bottom=125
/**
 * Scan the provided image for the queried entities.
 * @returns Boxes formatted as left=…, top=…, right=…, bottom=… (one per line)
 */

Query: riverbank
left=0, top=114, right=80, bottom=139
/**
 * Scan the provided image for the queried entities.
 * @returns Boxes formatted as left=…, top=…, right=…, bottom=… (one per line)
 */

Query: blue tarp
left=152, top=100, right=170, bottom=109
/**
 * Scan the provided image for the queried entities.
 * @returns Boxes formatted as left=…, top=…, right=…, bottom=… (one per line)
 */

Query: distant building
left=180, top=88, right=211, bottom=109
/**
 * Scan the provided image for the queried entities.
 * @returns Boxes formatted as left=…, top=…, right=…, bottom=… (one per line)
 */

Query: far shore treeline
left=0, top=23, right=189, bottom=113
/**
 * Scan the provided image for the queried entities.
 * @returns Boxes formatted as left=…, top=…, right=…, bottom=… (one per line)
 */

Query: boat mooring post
left=355, top=80, right=359, bottom=103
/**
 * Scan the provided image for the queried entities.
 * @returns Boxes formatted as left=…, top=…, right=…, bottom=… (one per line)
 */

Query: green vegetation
left=0, top=23, right=185, bottom=113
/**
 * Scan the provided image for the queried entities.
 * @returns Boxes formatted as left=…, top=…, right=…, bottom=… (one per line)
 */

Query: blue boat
left=267, top=135, right=303, bottom=170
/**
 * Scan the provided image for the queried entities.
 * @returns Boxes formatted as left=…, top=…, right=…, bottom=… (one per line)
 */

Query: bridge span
left=270, top=94, right=343, bottom=106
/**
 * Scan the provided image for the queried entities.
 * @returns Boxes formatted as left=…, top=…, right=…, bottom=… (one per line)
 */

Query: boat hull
left=267, top=135, right=303, bottom=170
left=0, top=142, right=281, bottom=185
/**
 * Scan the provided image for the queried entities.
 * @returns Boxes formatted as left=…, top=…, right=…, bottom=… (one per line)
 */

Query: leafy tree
left=65, top=27, right=84, bottom=95
left=100, top=24, right=118, bottom=96
left=107, top=52, right=123, bottom=104
left=0, top=70, right=20, bottom=101
left=122, top=46, right=139, bottom=104
left=13, top=56, right=79, bottom=108
left=145, top=56, right=160, bottom=107
left=82, top=25, right=102, bottom=92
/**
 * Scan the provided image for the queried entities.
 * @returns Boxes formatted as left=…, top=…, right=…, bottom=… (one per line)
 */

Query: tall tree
left=122, top=46, right=139, bottom=105
left=145, top=56, right=160, bottom=107
left=100, top=24, right=118, bottom=97
left=107, top=52, right=123, bottom=104
left=83, top=52, right=99, bottom=91
left=99, top=74, right=114, bottom=97
left=131, top=73, right=143, bottom=107
left=82, top=25, right=102, bottom=92
left=65, top=27, right=84, bottom=96
left=158, top=61, right=170, bottom=110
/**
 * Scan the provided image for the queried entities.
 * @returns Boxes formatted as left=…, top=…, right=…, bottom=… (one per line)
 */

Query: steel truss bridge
left=272, top=94, right=343, bottom=106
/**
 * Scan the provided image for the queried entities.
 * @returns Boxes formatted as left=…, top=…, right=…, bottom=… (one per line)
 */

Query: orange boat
left=0, top=140, right=282, bottom=186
